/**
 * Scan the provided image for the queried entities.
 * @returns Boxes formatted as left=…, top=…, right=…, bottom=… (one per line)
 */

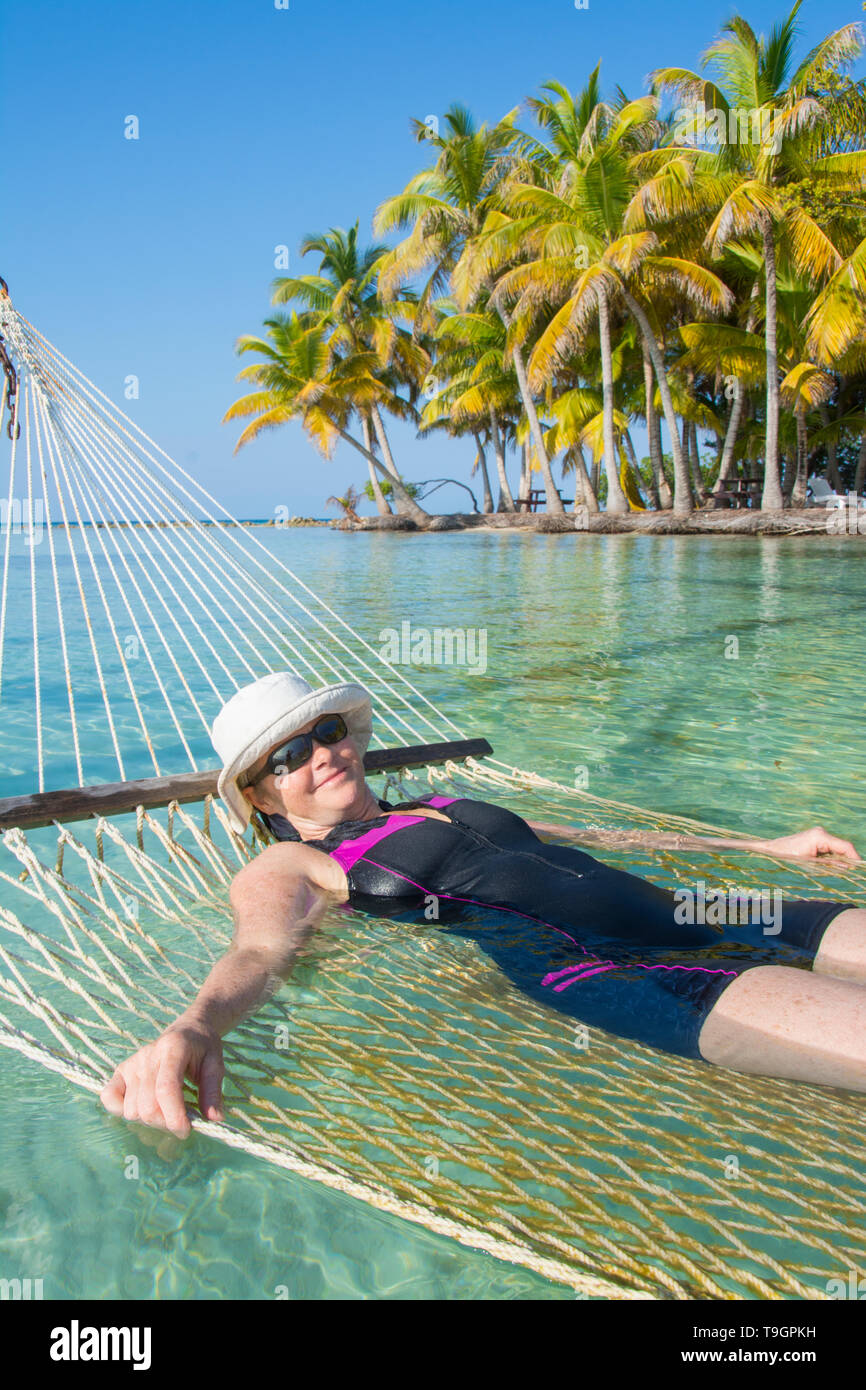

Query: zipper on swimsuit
left=440, top=805, right=596, bottom=882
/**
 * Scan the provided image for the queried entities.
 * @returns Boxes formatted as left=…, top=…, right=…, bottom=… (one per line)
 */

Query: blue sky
left=1, top=0, right=862, bottom=517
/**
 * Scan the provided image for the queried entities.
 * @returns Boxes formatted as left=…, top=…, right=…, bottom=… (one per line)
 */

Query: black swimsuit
left=262, top=794, right=853, bottom=1060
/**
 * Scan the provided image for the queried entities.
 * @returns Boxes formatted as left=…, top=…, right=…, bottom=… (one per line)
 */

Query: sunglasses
left=247, top=713, right=350, bottom=787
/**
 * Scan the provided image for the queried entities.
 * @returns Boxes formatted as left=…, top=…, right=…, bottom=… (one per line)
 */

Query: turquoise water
left=2, top=528, right=866, bottom=1299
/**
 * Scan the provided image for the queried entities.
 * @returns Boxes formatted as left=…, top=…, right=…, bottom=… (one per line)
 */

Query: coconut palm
left=271, top=223, right=430, bottom=521
left=239, top=15, right=866, bottom=518
left=223, top=312, right=428, bottom=521
left=327, top=484, right=363, bottom=522
left=373, top=105, right=567, bottom=514
left=645, top=2, right=865, bottom=506
left=460, top=82, right=733, bottom=513
left=678, top=246, right=841, bottom=503
left=425, top=299, right=520, bottom=509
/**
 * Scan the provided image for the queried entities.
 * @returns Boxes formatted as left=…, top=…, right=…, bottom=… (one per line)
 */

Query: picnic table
left=516, top=488, right=575, bottom=513
left=710, top=476, right=763, bottom=509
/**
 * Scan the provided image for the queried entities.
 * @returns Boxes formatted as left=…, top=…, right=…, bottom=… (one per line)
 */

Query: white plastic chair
left=806, top=475, right=866, bottom=509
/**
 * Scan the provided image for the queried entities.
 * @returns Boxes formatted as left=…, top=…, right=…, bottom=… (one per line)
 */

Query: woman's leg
left=697, top=964, right=866, bottom=1092
left=812, top=907, right=866, bottom=983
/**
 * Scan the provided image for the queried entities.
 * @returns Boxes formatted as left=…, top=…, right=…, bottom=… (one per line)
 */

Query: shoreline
left=32, top=510, right=863, bottom=536
left=331, top=508, right=862, bottom=537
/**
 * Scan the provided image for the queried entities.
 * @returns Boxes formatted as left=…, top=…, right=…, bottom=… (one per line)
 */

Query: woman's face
left=241, top=712, right=368, bottom=829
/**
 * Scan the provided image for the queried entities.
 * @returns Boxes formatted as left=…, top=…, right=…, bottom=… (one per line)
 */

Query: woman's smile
left=316, top=767, right=347, bottom=789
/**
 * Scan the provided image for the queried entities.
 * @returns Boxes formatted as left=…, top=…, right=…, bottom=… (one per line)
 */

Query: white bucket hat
left=211, top=672, right=373, bottom=833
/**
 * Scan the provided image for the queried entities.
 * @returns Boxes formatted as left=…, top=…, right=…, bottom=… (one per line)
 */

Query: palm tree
left=223, top=312, right=428, bottom=521
left=327, top=484, right=363, bottom=522
left=647, top=1, right=865, bottom=506
left=233, top=24, right=866, bottom=519
left=373, top=105, right=567, bottom=514
left=426, top=299, right=519, bottom=509
left=271, top=223, right=430, bottom=521
left=464, top=81, right=733, bottom=513
left=679, top=245, right=843, bottom=504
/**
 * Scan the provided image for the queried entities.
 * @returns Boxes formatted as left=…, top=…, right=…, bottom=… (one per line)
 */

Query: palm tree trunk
left=497, top=306, right=564, bottom=513
left=624, top=425, right=657, bottom=508
left=369, top=402, right=401, bottom=480
left=781, top=445, right=796, bottom=503
left=590, top=454, right=599, bottom=496
left=650, top=400, right=669, bottom=503
left=619, top=430, right=647, bottom=508
left=855, top=434, right=866, bottom=494
left=572, top=443, right=599, bottom=512
left=679, top=417, right=697, bottom=507
left=760, top=215, right=783, bottom=509
left=517, top=441, right=531, bottom=506
left=818, top=402, right=843, bottom=491
left=473, top=431, right=495, bottom=512
left=791, top=408, right=809, bottom=506
left=687, top=418, right=708, bottom=502
left=642, top=341, right=671, bottom=508
left=716, top=377, right=745, bottom=493
left=367, top=402, right=429, bottom=522
left=716, top=279, right=758, bottom=497
left=334, top=424, right=428, bottom=522
left=683, top=370, right=708, bottom=503
left=619, top=286, right=691, bottom=513
left=489, top=407, right=516, bottom=511
left=362, top=414, right=392, bottom=515
left=596, top=284, right=629, bottom=514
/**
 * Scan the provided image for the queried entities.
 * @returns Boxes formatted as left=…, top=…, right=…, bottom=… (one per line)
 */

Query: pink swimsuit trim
left=329, top=795, right=458, bottom=873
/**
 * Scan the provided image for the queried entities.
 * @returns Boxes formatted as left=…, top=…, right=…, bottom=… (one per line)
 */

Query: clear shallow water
left=2, top=527, right=866, bottom=1299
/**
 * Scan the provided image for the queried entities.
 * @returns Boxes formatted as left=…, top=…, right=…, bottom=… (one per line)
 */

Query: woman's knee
left=812, top=907, right=866, bottom=981
left=697, top=966, right=797, bottom=1062
left=697, top=964, right=866, bottom=1092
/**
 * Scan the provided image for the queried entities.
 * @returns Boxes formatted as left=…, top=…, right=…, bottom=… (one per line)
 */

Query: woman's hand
left=99, top=1019, right=225, bottom=1140
left=527, top=819, right=862, bottom=863
left=757, top=826, right=861, bottom=862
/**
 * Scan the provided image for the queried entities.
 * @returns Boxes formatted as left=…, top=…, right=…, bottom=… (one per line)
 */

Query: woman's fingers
left=135, top=1055, right=163, bottom=1129
left=99, top=1029, right=223, bottom=1138
left=154, top=1044, right=194, bottom=1138
left=799, top=826, right=861, bottom=861
left=122, top=1067, right=141, bottom=1123
left=99, top=1070, right=127, bottom=1117
left=813, top=829, right=860, bottom=861
left=762, top=827, right=861, bottom=862
left=197, top=1049, right=225, bottom=1123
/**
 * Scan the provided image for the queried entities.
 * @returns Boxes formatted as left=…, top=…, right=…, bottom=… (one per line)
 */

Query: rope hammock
left=1, top=283, right=865, bottom=1301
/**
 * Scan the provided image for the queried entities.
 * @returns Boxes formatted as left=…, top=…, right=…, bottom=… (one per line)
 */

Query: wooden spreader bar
left=0, top=738, right=493, bottom=832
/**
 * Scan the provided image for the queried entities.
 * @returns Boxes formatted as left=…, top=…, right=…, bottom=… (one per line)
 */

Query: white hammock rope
left=7, top=307, right=470, bottom=766
left=2, top=288, right=866, bottom=1300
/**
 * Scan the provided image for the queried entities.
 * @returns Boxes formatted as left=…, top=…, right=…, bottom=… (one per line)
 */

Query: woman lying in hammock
left=100, top=673, right=866, bottom=1138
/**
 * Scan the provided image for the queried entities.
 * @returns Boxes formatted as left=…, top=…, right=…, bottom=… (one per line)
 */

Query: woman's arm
left=526, top=820, right=862, bottom=863
left=99, top=843, right=348, bottom=1138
